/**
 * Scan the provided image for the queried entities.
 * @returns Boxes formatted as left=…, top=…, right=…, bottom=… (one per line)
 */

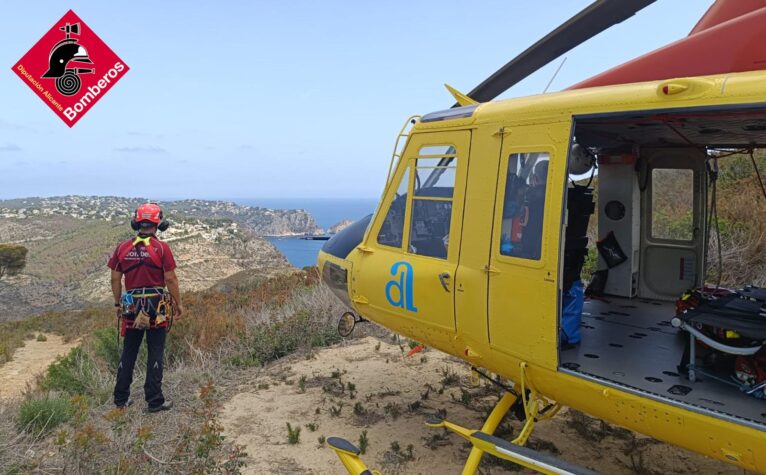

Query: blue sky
left=0, top=1, right=713, bottom=200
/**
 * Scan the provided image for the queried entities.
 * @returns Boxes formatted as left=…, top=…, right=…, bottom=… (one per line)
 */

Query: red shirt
left=107, top=236, right=177, bottom=290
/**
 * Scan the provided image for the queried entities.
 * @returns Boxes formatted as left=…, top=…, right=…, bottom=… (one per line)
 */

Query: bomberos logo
left=11, top=10, right=129, bottom=127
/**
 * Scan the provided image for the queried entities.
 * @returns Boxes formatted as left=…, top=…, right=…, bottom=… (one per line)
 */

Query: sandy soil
left=221, top=336, right=740, bottom=474
left=0, top=333, right=79, bottom=400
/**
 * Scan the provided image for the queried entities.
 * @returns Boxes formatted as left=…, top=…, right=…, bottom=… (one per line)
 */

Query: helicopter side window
left=651, top=168, right=694, bottom=241
left=500, top=152, right=550, bottom=260
left=377, top=166, right=410, bottom=248
left=408, top=148, right=457, bottom=259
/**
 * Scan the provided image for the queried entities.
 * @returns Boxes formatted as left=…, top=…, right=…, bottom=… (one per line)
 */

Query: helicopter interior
left=560, top=106, right=766, bottom=429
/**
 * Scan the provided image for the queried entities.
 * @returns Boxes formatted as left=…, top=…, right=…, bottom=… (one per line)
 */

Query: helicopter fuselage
left=318, top=69, right=766, bottom=471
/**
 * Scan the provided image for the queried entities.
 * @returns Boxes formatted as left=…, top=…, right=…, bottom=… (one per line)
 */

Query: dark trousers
left=114, top=328, right=166, bottom=408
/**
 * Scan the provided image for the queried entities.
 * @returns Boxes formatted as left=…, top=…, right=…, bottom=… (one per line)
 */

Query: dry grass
left=0, top=307, right=109, bottom=365
left=0, top=269, right=347, bottom=473
left=707, top=162, right=766, bottom=286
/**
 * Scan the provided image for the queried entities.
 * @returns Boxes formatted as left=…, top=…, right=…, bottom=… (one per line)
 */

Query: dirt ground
left=221, top=336, right=741, bottom=475
left=0, top=333, right=79, bottom=400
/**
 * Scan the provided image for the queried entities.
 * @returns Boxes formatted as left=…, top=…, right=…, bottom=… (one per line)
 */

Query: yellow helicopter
left=317, top=0, right=766, bottom=472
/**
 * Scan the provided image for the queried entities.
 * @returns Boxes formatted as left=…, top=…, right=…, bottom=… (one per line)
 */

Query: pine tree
left=0, top=244, right=28, bottom=281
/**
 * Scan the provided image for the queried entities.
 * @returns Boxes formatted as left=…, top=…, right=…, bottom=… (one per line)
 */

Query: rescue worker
left=107, top=203, right=184, bottom=412
left=520, top=158, right=548, bottom=260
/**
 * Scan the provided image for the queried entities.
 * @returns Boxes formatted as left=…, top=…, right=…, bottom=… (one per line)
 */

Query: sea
left=231, top=198, right=379, bottom=268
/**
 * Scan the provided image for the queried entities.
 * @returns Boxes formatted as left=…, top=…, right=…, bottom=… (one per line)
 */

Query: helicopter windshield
left=376, top=145, right=458, bottom=258
left=408, top=146, right=457, bottom=258
left=415, top=145, right=456, bottom=195
left=377, top=166, right=410, bottom=248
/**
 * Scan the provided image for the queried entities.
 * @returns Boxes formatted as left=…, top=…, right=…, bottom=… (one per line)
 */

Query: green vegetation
left=228, top=308, right=341, bottom=367
left=0, top=243, right=27, bottom=281
left=329, top=403, right=344, bottom=417
left=17, top=397, right=73, bottom=435
left=358, top=430, right=369, bottom=455
left=286, top=422, right=301, bottom=444
left=41, top=347, right=106, bottom=400
left=439, top=366, right=459, bottom=387
left=580, top=247, right=598, bottom=281
left=387, top=440, right=415, bottom=463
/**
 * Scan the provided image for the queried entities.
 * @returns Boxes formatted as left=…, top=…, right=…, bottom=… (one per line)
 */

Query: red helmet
left=131, top=203, right=169, bottom=231
left=135, top=203, right=162, bottom=224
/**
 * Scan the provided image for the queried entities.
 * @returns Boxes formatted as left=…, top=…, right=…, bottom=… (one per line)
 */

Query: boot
left=147, top=400, right=173, bottom=413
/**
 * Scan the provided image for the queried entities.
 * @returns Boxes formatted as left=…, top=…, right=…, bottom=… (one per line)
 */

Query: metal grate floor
left=559, top=297, right=766, bottom=428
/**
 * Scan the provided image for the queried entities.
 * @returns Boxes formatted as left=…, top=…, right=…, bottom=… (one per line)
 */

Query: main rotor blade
left=460, top=0, right=656, bottom=105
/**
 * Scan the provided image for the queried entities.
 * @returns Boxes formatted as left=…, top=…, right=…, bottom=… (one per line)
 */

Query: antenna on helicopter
left=542, top=57, right=567, bottom=94
left=452, top=0, right=656, bottom=107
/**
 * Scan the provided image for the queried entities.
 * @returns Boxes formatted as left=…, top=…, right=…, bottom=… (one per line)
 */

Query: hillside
left=0, top=272, right=738, bottom=474
left=0, top=195, right=322, bottom=321
left=0, top=196, right=322, bottom=236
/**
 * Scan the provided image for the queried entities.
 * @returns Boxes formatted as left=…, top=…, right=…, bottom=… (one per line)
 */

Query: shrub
left=439, top=366, right=459, bottom=387
left=17, top=397, right=73, bottom=435
left=358, top=430, right=369, bottom=455
left=240, top=309, right=341, bottom=367
left=286, top=423, right=301, bottom=444
left=93, top=327, right=121, bottom=371
left=42, top=347, right=103, bottom=399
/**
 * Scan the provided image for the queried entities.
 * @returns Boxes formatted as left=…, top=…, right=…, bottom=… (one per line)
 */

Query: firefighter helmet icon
left=41, top=22, right=94, bottom=96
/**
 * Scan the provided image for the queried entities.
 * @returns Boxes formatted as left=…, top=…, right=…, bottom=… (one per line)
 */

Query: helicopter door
left=354, top=131, right=469, bottom=336
left=638, top=149, right=706, bottom=300
left=487, top=139, right=561, bottom=364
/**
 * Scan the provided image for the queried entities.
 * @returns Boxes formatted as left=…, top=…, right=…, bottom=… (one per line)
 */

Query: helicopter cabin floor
left=559, top=296, right=766, bottom=429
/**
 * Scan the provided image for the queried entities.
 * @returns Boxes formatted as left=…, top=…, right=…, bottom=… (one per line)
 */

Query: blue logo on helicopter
left=385, top=261, right=418, bottom=313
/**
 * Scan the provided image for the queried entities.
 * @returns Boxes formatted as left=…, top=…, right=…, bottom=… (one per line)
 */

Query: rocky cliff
left=0, top=196, right=309, bottom=322
left=328, top=219, right=354, bottom=234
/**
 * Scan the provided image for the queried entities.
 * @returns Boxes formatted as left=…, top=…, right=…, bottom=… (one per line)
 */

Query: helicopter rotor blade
left=459, top=0, right=656, bottom=105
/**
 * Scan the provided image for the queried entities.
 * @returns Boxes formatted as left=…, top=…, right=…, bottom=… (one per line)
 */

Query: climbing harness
left=118, top=287, right=173, bottom=335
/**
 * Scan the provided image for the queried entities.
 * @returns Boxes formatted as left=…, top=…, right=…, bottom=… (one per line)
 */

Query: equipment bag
left=561, top=280, right=584, bottom=345
left=596, top=231, right=627, bottom=268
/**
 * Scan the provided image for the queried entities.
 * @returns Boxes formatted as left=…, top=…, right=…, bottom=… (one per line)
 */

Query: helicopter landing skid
left=327, top=436, right=381, bottom=475
left=426, top=390, right=595, bottom=475
left=425, top=364, right=594, bottom=475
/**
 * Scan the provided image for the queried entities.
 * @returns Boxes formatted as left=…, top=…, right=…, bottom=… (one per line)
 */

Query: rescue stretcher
left=672, top=286, right=766, bottom=397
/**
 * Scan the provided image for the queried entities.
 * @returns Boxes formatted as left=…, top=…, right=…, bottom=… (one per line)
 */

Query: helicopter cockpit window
left=408, top=146, right=457, bottom=259
left=500, top=152, right=550, bottom=260
left=377, top=166, right=410, bottom=248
